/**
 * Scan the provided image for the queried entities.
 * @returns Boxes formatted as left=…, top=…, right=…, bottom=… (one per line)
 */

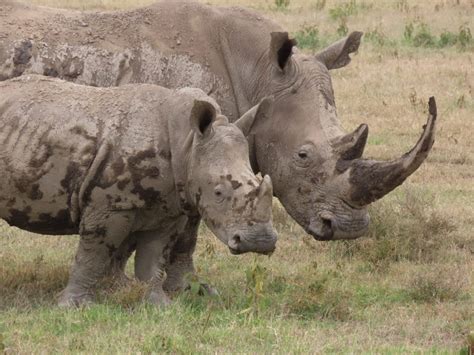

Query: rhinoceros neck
left=165, top=91, right=206, bottom=217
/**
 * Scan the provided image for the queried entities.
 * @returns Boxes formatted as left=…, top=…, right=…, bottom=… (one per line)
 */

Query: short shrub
left=274, top=0, right=290, bottom=10
left=294, top=25, right=327, bottom=50
left=406, top=265, right=469, bottom=303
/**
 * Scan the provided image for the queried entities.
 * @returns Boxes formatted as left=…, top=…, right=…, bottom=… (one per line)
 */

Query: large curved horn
left=348, top=97, right=437, bottom=205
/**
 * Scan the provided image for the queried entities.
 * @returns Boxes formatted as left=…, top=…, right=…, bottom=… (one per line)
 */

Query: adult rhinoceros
left=0, top=75, right=277, bottom=306
left=0, top=1, right=437, bottom=290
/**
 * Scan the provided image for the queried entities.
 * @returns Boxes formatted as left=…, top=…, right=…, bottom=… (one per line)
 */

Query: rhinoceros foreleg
left=162, top=216, right=200, bottom=293
left=163, top=216, right=218, bottom=296
left=58, top=210, right=135, bottom=307
left=134, top=230, right=174, bottom=307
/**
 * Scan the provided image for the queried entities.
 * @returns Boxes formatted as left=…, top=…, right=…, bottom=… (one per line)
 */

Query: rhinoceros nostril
left=232, top=234, right=241, bottom=244
left=322, top=217, right=332, bottom=230
left=308, top=217, right=334, bottom=241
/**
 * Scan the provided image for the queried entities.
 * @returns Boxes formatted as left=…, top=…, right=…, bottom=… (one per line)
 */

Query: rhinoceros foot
left=195, top=283, right=219, bottom=297
left=148, top=289, right=172, bottom=307
left=58, top=289, right=94, bottom=308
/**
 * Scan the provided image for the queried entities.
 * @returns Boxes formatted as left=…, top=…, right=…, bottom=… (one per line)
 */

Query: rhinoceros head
left=245, top=31, right=437, bottom=240
left=187, top=98, right=277, bottom=254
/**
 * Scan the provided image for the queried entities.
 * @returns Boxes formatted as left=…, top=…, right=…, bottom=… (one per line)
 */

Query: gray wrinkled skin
left=0, top=1, right=437, bottom=287
left=0, top=75, right=277, bottom=306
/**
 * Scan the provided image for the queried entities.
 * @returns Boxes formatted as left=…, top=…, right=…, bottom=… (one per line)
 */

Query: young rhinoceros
left=0, top=75, right=277, bottom=307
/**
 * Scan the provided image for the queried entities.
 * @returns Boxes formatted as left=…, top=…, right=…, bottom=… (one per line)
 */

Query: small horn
left=333, top=124, right=369, bottom=160
left=348, top=97, right=437, bottom=205
left=254, top=175, right=273, bottom=221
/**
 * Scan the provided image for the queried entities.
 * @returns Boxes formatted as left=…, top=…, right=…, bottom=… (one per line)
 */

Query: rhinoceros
left=0, top=2, right=437, bottom=290
left=0, top=74, right=277, bottom=306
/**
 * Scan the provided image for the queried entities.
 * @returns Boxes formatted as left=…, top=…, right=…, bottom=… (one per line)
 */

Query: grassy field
left=1, top=0, right=473, bottom=353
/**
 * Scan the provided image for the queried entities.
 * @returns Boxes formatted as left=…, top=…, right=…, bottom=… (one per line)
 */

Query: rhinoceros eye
left=294, top=145, right=315, bottom=168
left=298, top=151, right=308, bottom=159
left=214, top=185, right=227, bottom=203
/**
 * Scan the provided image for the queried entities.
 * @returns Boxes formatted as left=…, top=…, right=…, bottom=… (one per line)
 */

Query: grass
left=2, top=0, right=474, bottom=353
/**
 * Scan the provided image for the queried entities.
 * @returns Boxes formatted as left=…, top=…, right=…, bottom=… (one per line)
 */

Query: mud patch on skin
left=29, top=183, right=43, bottom=200
left=177, top=182, right=194, bottom=214
left=111, top=157, right=126, bottom=176
left=231, top=180, right=242, bottom=190
left=61, top=162, right=82, bottom=196
left=8, top=206, right=32, bottom=226
left=106, top=243, right=118, bottom=257
left=11, top=40, right=32, bottom=77
left=117, top=177, right=131, bottom=191
left=70, top=126, right=97, bottom=143
left=127, top=149, right=162, bottom=208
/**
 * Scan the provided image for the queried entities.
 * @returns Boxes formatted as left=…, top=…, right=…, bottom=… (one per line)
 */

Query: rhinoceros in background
left=0, top=2, right=437, bottom=290
left=0, top=75, right=277, bottom=306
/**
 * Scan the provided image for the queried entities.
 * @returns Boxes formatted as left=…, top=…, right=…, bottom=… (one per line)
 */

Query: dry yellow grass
left=2, top=0, right=474, bottom=353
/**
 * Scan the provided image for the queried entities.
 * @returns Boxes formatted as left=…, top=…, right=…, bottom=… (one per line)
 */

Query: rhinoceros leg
left=106, top=235, right=137, bottom=285
left=58, top=210, right=134, bottom=307
left=162, top=216, right=200, bottom=293
left=134, top=230, right=174, bottom=307
left=163, top=216, right=218, bottom=296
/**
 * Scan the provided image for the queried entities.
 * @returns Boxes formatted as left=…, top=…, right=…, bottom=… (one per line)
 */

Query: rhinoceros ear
left=315, top=31, right=363, bottom=70
left=190, top=100, right=217, bottom=138
left=234, top=97, right=274, bottom=136
left=270, top=32, right=297, bottom=71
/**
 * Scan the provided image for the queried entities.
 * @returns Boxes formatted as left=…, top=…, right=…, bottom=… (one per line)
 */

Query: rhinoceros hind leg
left=58, top=210, right=134, bottom=307
left=106, top=235, right=137, bottom=286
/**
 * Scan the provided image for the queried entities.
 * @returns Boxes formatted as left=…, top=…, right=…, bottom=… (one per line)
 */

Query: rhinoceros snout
left=308, top=213, right=369, bottom=241
left=308, top=217, right=334, bottom=241
left=227, top=226, right=277, bottom=255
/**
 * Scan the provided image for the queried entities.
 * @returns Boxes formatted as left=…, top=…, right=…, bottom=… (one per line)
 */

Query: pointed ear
left=315, top=31, right=363, bottom=70
left=270, top=32, right=297, bottom=71
left=190, top=100, right=217, bottom=138
left=234, top=97, right=274, bottom=136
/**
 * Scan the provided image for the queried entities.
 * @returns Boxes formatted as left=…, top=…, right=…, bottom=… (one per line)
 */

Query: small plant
left=412, top=23, right=436, bottom=47
left=294, top=25, right=326, bottom=50
left=337, top=21, right=349, bottom=37
left=396, top=0, right=410, bottom=12
left=328, top=1, right=372, bottom=38
left=456, top=94, right=466, bottom=108
left=365, top=26, right=395, bottom=47
left=404, top=22, right=414, bottom=42
left=458, top=24, right=473, bottom=49
left=243, top=260, right=268, bottom=318
left=329, top=0, right=358, bottom=21
left=274, top=0, right=290, bottom=10
left=403, top=22, right=436, bottom=47
left=313, top=0, right=326, bottom=11
left=439, top=30, right=458, bottom=47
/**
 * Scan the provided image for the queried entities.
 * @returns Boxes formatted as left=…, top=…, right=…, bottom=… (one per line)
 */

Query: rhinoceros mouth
left=228, top=245, right=276, bottom=255
left=228, top=247, right=243, bottom=255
